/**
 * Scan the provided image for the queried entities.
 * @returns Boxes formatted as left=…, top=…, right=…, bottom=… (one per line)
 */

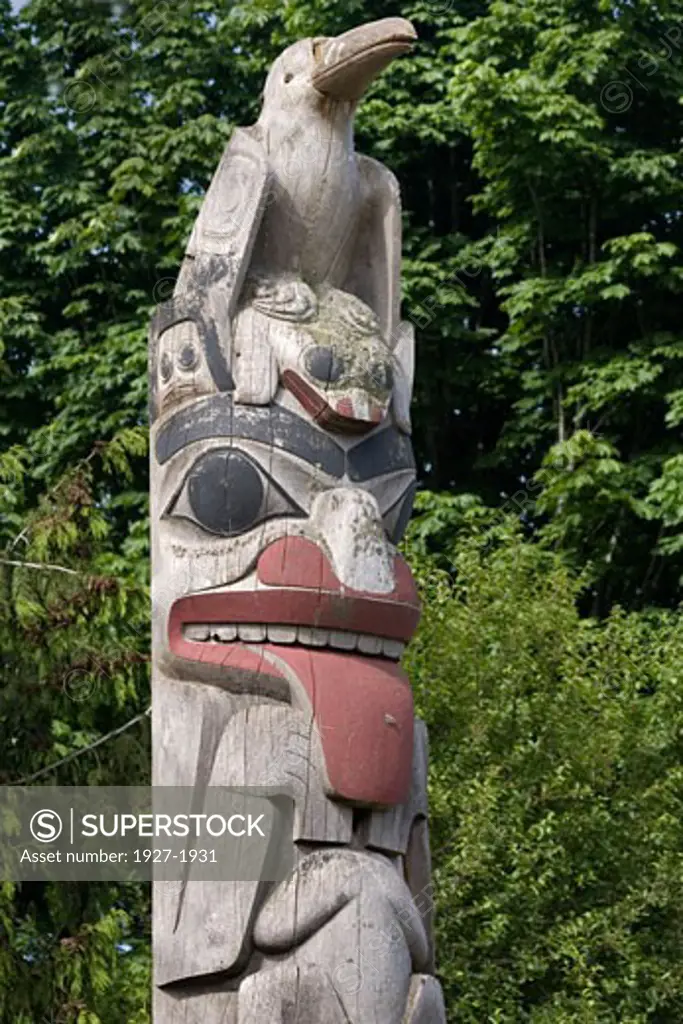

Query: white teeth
left=182, top=624, right=404, bottom=660
left=214, top=625, right=237, bottom=641
left=237, top=624, right=266, bottom=642
left=267, top=625, right=297, bottom=643
left=329, top=630, right=356, bottom=651
left=303, top=627, right=329, bottom=647
left=185, top=624, right=209, bottom=641
left=382, top=639, right=405, bottom=660
left=358, top=634, right=382, bottom=655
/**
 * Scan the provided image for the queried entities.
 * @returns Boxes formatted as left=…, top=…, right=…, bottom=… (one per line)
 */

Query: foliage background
left=0, top=0, right=682, bottom=1020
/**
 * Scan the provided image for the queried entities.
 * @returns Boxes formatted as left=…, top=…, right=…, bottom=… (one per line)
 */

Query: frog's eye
left=166, top=448, right=303, bottom=537
left=304, top=346, right=345, bottom=383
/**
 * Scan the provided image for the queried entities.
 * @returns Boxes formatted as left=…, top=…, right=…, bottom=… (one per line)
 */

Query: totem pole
left=149, top=17, right=446, bottom=1022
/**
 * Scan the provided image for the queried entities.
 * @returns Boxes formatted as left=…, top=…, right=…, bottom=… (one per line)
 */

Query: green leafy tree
left=447, top=0, right=683, bottom=610
left=406, top=503, right=683, bottom=1022
left=2, top=0, right=683, bottom=1019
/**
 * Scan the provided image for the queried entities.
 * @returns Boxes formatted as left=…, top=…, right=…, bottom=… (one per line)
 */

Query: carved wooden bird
left=176, top=18, right=416, bottom=347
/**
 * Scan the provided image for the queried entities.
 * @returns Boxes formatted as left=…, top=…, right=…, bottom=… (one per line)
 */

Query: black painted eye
left=178, top=344, right=198, bottom=371
left=284, top=72, right=294, bottom=84
left=167, top=448, right=303, bottom=537
left=188, top=450, right=263, bottom=535
left=305, top=346, right=345, bottom=384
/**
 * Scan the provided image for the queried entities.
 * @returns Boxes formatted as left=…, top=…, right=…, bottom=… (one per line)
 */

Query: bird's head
left=258, top=17, right=417, bottom=121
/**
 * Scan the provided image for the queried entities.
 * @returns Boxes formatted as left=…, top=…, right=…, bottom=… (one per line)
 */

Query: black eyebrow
left=155, top=395, right=346, bottom=476
left=154, top=394, right=415, bottom=481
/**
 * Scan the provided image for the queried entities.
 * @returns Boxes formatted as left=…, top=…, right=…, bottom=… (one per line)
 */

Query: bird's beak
left=311, top=17, right=417, bottom=100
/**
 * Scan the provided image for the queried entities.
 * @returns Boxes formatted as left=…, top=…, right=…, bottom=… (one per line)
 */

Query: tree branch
left=0, top=558, right=80, bottom=576
left=9, top=707, right=151, bottom=786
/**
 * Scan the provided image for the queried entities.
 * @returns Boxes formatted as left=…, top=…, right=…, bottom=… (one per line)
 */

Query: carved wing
left=345, top=155, right=414, bottom=433
left=345, top=153, right=402, bottom=346
left=176, top=125, right=270, bottom=311
left=150, top=127, right=270, bottom=416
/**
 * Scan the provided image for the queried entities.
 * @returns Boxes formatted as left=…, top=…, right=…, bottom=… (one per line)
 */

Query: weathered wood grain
left=150, top=16, right=446, bottom=1022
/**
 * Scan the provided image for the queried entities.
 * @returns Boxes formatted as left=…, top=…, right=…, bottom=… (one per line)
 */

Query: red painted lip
left=281, top=369, right=386, bottom=435
left=168, top=537, right=421, bottom=661
left=170, top=586, right=418, bottom=644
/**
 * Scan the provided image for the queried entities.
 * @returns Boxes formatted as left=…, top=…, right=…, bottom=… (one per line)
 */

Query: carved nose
left=310, top=488, right=395, bottom=594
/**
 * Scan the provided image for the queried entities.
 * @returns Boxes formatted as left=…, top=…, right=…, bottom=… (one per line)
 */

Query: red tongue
left=168, top=635, right=414, bottom=807
left=261, top=645, right=414, bottom=807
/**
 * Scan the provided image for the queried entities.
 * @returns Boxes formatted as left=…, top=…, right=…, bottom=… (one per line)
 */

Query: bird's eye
left=166, top=448, right=303, bottom=537
left=284, top=72, right=294, bottom=84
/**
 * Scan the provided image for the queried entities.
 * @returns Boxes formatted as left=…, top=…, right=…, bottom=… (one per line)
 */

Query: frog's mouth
left=282, top=370, right=389, bottom=434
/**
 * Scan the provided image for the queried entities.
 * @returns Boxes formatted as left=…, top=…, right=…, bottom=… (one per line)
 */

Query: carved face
left=150, top=285, right=418, bottom=809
